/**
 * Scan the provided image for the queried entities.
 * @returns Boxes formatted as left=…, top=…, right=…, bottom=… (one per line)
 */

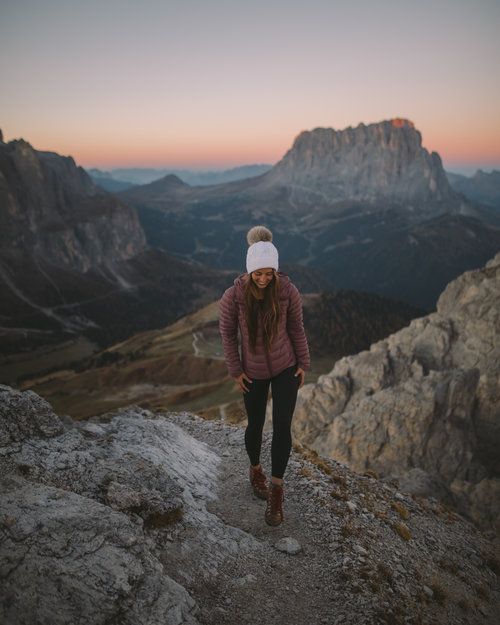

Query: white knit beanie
left=246, top=226, right=279, bottom=273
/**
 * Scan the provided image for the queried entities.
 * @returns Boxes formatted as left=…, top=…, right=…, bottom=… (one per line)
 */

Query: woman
left=219, top=225, right=310, bottom=526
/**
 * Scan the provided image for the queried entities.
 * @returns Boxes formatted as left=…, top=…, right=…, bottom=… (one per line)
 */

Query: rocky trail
left=1, top=385, right=498, bottom=625
left=161, top=412, right=500, bottom=625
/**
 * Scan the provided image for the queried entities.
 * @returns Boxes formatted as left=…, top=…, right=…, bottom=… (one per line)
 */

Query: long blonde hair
left=244, top=271, right=280, bottom=352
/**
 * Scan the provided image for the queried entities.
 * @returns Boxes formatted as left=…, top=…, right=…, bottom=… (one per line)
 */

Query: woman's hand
left=294, top=367, right=305, bottom=388
left=234, top=372, right=252, bottom=393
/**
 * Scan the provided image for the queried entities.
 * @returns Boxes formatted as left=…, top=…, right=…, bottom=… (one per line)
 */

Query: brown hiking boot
left=249, top=464, right=269, bottom=500
left=265, top=482, right=284, bottom=526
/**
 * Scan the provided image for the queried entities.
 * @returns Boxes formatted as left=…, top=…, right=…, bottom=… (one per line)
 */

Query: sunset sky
left=1, top=0, right=499, bottom=174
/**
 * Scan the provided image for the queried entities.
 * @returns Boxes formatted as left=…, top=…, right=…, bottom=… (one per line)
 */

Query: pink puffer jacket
left=219, top=272, right=310, bottom=379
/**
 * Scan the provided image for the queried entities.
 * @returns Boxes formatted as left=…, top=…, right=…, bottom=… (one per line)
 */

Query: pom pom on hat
left=247, top=225, right=273, bottom=246
left=246, top=225, right=279, bottom=273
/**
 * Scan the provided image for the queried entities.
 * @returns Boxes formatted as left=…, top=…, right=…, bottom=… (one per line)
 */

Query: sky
left=1, top=0, right=499, bottom=174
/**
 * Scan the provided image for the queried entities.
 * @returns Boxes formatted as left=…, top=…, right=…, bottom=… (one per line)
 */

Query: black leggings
left=243, top=364, right=300, bottom=479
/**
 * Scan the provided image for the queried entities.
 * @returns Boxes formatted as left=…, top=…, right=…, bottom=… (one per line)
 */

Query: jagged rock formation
left=1, top=385, right=498, bottom=625
left=292, top=253, right=500, bottom=530
left=267, top=118, right=457, bottom=204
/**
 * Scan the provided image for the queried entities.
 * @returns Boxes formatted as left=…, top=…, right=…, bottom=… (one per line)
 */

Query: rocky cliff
left=0, top=385, right=498, bottom=625
left=292, top=253, right=500, bottom=531
left=267, top=118, right=457, bottom=205
left=0, top=136, right=146, bottom=271
left=0, top=133, right=230, bottom=353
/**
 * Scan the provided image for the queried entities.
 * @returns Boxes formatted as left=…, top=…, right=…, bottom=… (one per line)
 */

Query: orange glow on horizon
left=75, top=144, right=285, bottom=169
left=7, top=123, right=500, bottom=171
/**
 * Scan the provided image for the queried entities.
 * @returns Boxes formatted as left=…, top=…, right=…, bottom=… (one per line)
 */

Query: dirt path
left=165, top=412, right=499, bottom=625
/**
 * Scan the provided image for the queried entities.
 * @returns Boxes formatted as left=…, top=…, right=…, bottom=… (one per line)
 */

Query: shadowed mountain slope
left=0, top=133, right=230, bottom=354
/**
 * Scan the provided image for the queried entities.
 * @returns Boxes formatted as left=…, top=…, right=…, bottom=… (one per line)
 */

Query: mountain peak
left=389, top=117, right=415, bottom=128
left=268, top=119, right=455, bottom=204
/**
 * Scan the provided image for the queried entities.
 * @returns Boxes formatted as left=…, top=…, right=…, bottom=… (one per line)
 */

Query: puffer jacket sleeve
left=286, top=284, right=311, bottom=371
left=219, top=286, right=243, bottom=378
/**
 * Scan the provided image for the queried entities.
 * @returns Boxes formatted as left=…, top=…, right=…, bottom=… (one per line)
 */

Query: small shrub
left=363, top=469, right=379, bottom=479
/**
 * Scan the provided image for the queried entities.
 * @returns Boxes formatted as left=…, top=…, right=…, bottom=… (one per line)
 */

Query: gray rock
left=0, top=385, right=64, bottom=446
left=0, top=474, right=200, bottom=625
left=293, top=254, right=500, bottom=529
left=274, top=537, right=302, bottom=555
left=395, top=468, right=455, bottom=504
left=0, top=388, right=262, bottom=625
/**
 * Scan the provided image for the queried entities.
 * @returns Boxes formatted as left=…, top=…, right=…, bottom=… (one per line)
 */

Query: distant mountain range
left=88, top=164, right=272, bottom=190
left=118, top=118, right=500, bottom=309
left=446, top=169, right=500, bottom=208
left=89, top=163, right=500, bottom=210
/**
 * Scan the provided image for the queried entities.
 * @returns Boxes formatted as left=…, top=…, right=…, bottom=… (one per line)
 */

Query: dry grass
left=341, top=520, right=361, bottom=538
left=363, top=469, right=379, bottom=479
left=315, top=459, right=333, bottom=475
left=374, top=510, right=388, bottom=521
left=330, top=473, right=347, bottom=487
left=392, top=521, right=411, bottom=541
left=330, top=488, right=348, bottom=501
left=293, top=442, right=336, bottom=477
left=298, top=466, right=313, bottom=478
left=390, top=501, right=410, bottom=520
